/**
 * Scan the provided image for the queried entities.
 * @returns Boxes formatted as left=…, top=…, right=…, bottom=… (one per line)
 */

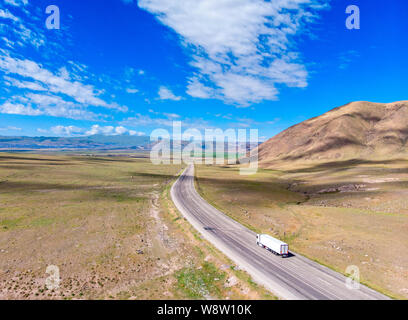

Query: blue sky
left=0, top=0, right=406, bottom=140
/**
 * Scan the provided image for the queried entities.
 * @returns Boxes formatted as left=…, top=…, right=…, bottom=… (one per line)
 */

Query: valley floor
left=0, top=153, right=273, bottom=300
left=195, top=160, right=408, bottom=299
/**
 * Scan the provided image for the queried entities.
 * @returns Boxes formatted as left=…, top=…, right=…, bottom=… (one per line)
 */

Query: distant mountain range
left=0, top=134, right=257, bottom=153
left=6, top=100, right=407, bottom=164
left=258, top=100, right=408, bottom=168
left=0, top=134, right=152, bottom=150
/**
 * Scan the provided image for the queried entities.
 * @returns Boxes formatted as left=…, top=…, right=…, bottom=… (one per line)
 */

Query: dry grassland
left=195, top=160, right=408, bottom=299
left=0, top=153, right=273, bottom=300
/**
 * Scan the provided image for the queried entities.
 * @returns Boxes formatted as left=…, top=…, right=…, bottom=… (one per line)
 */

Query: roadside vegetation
left=195, top=161, right=408, bottom=299
left=0, top=153, right=274, bottom=300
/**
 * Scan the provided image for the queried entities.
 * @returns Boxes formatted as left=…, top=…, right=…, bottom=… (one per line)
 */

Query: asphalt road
left=171, top=165, right=390, bottom=300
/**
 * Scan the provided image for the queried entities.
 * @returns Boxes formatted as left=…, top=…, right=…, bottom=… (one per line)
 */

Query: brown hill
left=258, top=100, right=408, bottom=168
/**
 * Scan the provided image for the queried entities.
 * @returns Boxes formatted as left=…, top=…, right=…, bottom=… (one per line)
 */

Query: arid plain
left=195, top=158, right=408, bottom=299
left=0, top=153, right=274, bottom=300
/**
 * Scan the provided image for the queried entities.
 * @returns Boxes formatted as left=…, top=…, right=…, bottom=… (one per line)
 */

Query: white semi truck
left=256, top=234, right=289, bottom=258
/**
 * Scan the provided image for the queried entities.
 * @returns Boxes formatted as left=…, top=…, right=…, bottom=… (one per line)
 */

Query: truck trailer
left=256, top=234, right=289, bottom=257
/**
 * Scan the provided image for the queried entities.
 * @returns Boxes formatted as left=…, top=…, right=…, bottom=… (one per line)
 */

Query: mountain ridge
left=0, top=134, right=152, bottom=150
left=258, top=100, right=408, bottom=168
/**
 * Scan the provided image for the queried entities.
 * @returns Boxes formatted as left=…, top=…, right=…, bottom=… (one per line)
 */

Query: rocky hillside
left=258, top=101, right=408, bottom=167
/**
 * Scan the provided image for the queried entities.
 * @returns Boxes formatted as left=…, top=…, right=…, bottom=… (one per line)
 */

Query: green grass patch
left=175, top=262, right=226, bottom=299
left=30, top=217, right=56, bottom=227
left=0, top=217, right=24, bottom=230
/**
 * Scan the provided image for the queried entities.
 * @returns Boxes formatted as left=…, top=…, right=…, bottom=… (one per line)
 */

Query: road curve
left=171, top=165, right=390, bottom=300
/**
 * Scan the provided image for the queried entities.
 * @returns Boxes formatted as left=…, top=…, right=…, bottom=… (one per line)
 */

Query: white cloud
left=0, top=7, right=46, bottom=49
left=115, top=126, right=128, bottom=135
left=14, top=23, right=46, bottom=49
left=186, top=78, right=213, bottom=99
left=0, top=93, right=100, bottom=120
left=86, top=125, right=114, bottom=136
left=57, top=67, right=70, bottom=80
left=51, top=125, right=83, bottom=136
left=0, top=9, right=19, bottom=22
left=126, top=88, right=139, bottom=94
left=163, top=112, right=180, bottom=119
left=158, top=86, right=182, bottom=101
left=1, top=37, right=15, bottom=49
left=0, top=55, right=128, bottom=112
left=37, top=128, right=48, bottom=134
left=3, top=0, right=28, bottom=7
left=35, top=125, right=145, bottom=137
left=0, top=101, right=42, bottom=116
left=4, top=75, right=46, bottom=91
left=129, top=130, right=145, bottom=136
left=212, top=72, right=278, bottom=105
left=85, top=125, right=140, bottom=136
left=138, top=0, right=328, bottom=106
left=0, top=125, right=22, bottom=131
left=148, top=108, right=159, bottom=115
